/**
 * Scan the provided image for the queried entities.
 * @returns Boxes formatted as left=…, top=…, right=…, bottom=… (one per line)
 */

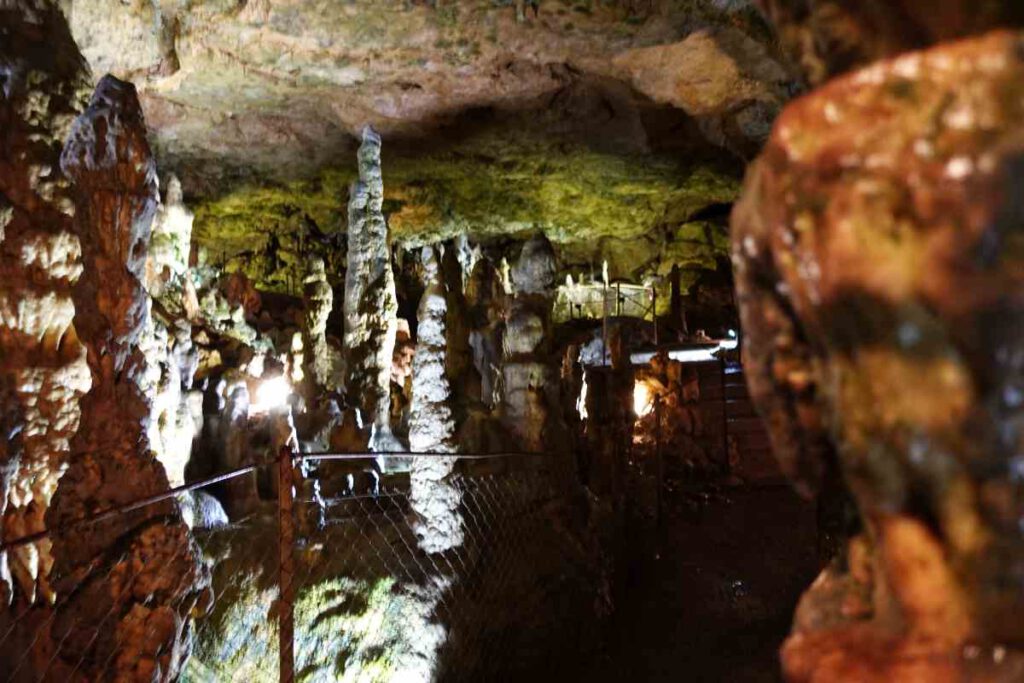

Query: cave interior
left=2, top=1, right=1024, bottom=682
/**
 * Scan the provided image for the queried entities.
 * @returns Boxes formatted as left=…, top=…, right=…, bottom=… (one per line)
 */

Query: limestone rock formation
left=500, top=235, right=559, bottom=452
left=343, top=126, right=400, bottom=450
left=732, top=30, right=1024, bottom=681
left=47, top=74, right=207, bottom=681
left=466, top=257, right=507, bottom=409
left=0, top=0, right=93, bottom=605
left=613, top=25, right=795, bottom=157
left=61, top=0, right=780, bottom=187
left=302, top=256, right=338, bottom=390
left=409, top=246, right=461, bottom=554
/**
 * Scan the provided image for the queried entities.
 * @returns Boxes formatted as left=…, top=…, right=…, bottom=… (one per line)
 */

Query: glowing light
left=249, top=376, right=292, bottom=415
left=633, top=381, right=654, bottom=418
left=577, top=375, right=589, bottom=420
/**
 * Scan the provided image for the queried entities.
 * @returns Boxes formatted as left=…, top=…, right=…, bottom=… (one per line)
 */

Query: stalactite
left=343, top=126, right=400, bottom=451
left=46, top=75, right=208, bottom=681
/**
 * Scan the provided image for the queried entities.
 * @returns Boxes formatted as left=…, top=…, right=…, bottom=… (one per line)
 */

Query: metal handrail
left=0, top=449, right=543, bottom=553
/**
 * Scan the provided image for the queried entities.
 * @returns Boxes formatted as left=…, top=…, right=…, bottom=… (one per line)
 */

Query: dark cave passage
left=592, top=483, right=818, bottom=683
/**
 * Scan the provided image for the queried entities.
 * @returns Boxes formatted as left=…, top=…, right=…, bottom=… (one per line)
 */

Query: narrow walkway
left=592, top=484, right=820, bottom=682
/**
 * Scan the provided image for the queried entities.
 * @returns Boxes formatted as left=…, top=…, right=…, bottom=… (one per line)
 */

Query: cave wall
left=0, top=0, right=93, bottom=606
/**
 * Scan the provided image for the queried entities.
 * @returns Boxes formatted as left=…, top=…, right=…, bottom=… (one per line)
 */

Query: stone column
left=47, top=75, right=207, bottom=681
left=303, top=255, right=337, bottom=390
left=0, top=0, right=92, bottom=605
left=343, top=126, right=400, bottom=451
left=499, top=235, right=558, bottom=452
left=408, top=246, right=462, bottom=553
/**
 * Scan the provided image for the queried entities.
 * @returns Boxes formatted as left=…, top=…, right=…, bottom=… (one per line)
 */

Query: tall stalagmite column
left=500, top=235, right=559, bottom=452
left=343, top=126, right=400, bottom=450
left=47, top=75, right=207, bottom=681
left=303, top=256, right=337, bottom=389
left=0, top=1, right=92, bottom=605
left=409, top=246, right=462, bottom=553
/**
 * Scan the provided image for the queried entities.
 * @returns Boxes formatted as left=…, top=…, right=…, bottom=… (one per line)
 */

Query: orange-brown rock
left=732, top=30, right=1024, bottom=682
left=46, top=75, right=209, bottom=681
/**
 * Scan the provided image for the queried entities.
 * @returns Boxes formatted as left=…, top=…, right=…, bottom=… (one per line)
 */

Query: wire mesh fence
left=0, top=449, right=581, bottom=683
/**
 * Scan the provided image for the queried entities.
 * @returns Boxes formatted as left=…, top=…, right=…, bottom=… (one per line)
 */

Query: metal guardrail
left=0, top=447, right=552, bottom=683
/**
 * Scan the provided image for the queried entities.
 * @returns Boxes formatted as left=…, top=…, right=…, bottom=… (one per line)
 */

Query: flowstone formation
left=733, top=30, right=1024, bottom=682
left=343, top=126, right=400, bottom=451
left=46, top=75, right=207, bottom=681
left=0, top=0, right=92, bottom=606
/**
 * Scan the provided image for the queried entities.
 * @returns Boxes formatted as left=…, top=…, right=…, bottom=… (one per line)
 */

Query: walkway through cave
left=591, top=482, right=819, bottom=682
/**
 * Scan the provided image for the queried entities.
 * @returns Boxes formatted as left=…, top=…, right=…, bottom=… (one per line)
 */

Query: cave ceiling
left=62, top=0, right=798, bottom=283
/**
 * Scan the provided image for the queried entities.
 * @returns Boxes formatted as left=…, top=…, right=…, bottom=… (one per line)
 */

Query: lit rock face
left=47, top=75, right=207, bottom=681
left=500, top=235, right=558, bottom=452
left=613, top=25, right=794, bottom=157
left=409, top=246, right=462, bottom=554
left=144, top=176, right=200, bottom=486
left=61, top=0, right=781, bottom=187
left=732, top=31, right=1024, bottom=681
left=0, top=1, right=92, bottom=605
left=344, top=126, right=400, bottom=449
left=303, top=256, right=338, bottom=390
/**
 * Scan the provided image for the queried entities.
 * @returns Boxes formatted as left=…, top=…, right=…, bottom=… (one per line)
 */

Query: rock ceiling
left=62, top=0, right=798, bottom=279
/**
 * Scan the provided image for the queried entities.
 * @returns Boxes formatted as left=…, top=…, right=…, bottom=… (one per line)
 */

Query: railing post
left=278, top=445, right=295, bottom=683
left=652, top=286, right=658, bottom=346
left=654, top=395, right=663, bottom=525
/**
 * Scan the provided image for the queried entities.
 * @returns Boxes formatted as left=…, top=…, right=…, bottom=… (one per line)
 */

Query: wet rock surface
left=733, top=29, right=1024, bottom=682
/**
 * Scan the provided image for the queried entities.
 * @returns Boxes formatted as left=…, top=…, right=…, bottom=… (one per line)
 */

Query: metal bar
left=603, top=280, right=610, bottom=364
left=0, top=463, right=262, bottom=553
left=278, top=445, right=295, bottom=683
left=296, top=451, right=542, bottom=462
left=0, top=450, right=542, bottom=552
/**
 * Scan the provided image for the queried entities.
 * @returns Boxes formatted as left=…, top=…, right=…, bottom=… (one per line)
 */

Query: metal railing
left=0, top=447, right=569, bottom=683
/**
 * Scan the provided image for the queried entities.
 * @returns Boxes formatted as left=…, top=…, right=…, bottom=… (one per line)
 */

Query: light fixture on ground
left=633, top=381, right=654, bottom=418
left=250, top=376, right=292, bottom=415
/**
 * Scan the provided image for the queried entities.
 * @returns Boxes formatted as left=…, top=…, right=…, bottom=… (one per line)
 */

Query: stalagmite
left=343, top=126, right=400, bottom=451
left=500, top=235, right=559, bottom=452
left=303, top=255, right=338, bottom=390
left=409, top=246, right=462, bottom=553
left=0, top=1, right=93, bottom=604
left=46, top=75, right=208, bottom=681
left=732, top=31, right=1024, bottom=681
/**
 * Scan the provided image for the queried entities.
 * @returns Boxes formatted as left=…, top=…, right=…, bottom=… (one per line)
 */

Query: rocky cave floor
left=589, top=481, right=819, bottom=682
